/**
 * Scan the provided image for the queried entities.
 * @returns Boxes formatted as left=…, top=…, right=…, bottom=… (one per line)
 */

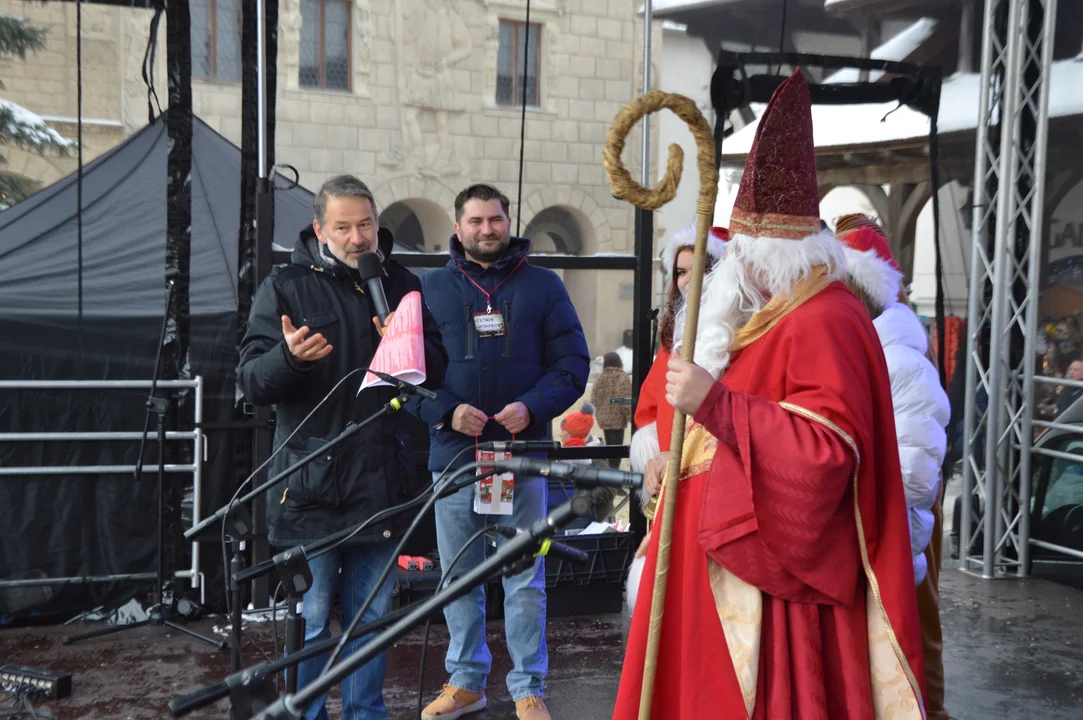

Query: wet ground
left=2, top=568, right=1082, bottom=719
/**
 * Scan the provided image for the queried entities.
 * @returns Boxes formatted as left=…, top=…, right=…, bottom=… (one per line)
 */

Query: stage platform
left=2, top=570, right=1082, bottom=719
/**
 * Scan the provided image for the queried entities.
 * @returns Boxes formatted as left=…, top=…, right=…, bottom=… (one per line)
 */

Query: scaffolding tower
left=961, top=0, right=1058, bottom=578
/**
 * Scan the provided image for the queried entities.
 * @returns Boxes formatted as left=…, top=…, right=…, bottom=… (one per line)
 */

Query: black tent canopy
left=0, top=113, right=367, bottom=620
left=0, top=114, right=323, bottom=317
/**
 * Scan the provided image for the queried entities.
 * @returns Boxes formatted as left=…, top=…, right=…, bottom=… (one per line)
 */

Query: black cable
left=321, top=463, right=494, bottom=672
left=415, top=526, right=492, bottom=715
left=515, top=0, right=532, bottom=237
left=311, top=444, right=479, bottom=561
left=220, top=368, right=365, bottom=620
left=76, top=0, right=83, bottom=369
left=141, top=4, right=164, bottom=123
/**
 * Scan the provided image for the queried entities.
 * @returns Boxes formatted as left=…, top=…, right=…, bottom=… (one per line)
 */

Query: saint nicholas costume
left=613, top=70, right=927, bottom=720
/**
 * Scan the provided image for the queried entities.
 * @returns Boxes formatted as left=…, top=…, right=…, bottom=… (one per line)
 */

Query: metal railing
left=0, top=378, right=205, bottom=593
left=1022, top=375, right=1083, bottom=566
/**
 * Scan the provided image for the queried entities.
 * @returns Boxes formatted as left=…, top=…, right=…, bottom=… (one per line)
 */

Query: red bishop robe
left=614, top=280, right=926, bottom=720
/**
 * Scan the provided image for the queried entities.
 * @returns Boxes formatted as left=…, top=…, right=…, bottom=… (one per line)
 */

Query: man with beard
left=411, top=183, right=590, bottom=720
left=613, top=70, right=926, bottom=719
left=239, top=175, right=448, bottom=720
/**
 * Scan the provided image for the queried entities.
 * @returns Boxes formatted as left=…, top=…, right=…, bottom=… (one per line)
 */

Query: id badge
left=474, top=448, right=514, bottom=515
left=472, top=310, right=506, bottom=338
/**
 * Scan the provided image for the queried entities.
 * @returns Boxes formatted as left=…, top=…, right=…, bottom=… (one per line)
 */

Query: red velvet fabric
left=614, top=283, right=926, bottom=719
left=633, top=348, right=675, bottom=454
left=729, top=70, right=821, bottom=238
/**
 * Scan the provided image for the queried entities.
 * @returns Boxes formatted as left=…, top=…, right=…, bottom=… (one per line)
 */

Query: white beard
left=674, top=230, right=847, bottom=379
left=674, top=248, right=761, bottom=379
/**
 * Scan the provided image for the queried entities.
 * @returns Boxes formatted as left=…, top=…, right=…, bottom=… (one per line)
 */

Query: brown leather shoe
left=515, top=695, right=551, bottom=720
left=421, top=684, right=487, bottom=720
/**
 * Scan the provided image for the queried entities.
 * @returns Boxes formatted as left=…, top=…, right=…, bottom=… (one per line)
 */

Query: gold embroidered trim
left=730, top=266, right=833, bottom=351
left=776, top=401, right=926, bottom=716
left=729, top=208, right=823, bottom=240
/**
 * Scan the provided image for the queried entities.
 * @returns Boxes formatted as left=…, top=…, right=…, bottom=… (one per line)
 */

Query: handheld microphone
left=357, top=252, right=390, bottom=322
left=491, top=525, right=589, bottom=565
left=366, top=369, right=437, bottom=401
left=491, top=457, right=643, bottom=491
left=476, top=440, right=561, bottom=453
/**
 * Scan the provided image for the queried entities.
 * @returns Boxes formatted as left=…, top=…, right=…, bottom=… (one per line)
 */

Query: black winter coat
left=238, top=227, right=448, bottom=546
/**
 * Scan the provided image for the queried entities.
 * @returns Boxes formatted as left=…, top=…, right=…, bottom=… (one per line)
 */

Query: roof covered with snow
left=821, top=18, right=938, bottom=84
left=720, top=57, right=1083, bottom=159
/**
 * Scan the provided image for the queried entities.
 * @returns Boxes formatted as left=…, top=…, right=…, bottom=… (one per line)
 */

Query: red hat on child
left=561, top=403, right=595, bottom=439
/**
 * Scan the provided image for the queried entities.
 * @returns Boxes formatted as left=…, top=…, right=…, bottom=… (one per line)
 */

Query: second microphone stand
left=251, top=494, right=594, bottom=719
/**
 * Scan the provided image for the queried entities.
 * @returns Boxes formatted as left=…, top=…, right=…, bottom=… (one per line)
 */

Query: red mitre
left=729, top=69, right=821, bottom=240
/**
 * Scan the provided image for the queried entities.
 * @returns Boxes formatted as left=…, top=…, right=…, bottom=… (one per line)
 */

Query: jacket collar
left=448, top=235, right=531, bottom=275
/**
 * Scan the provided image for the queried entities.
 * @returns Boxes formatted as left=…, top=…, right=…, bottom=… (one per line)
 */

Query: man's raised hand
left=282, top=314, right=332, bottom=364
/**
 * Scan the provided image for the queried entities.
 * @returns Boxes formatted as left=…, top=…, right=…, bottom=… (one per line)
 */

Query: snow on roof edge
left=721, top=57, right=1083, bottom=158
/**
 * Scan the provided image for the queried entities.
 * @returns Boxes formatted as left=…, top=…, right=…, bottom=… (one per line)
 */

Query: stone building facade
left=1, top=0, right=663, bottom=356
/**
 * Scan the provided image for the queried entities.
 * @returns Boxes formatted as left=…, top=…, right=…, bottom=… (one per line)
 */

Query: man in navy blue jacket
left=413, top=184, right=589, bottom=720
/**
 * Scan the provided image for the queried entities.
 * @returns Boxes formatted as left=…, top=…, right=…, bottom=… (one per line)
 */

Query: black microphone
left=475, top=440, right=561, bottom=453
left=491, top=525, right=589, bottom=565
left=365, top=369, right=437, bottom=401
left=357, top=252, right=390, bottom=322
left=491, top=457, right=643, bottom=490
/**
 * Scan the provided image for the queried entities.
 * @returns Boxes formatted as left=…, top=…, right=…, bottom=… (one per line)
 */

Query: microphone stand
left=186, top=393, right=412, bottom=541
left=64, top=272, right=223, bottom=650
left=168, top=597, right=445, bottom=717
left=250, top=494, right=594, bottom=720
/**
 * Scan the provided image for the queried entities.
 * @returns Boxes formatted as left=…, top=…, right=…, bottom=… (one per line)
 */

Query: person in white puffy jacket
left=836, top=213, right=952, bottom=720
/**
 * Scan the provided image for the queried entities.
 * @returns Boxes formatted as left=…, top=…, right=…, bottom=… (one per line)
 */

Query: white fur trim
left=660, top=225, right=726, bottom=276
left=626, top=555, right=646, bottom=614
left=629, top=422, right=661, bottom=508
left=844, top=246, right=904, bottom=310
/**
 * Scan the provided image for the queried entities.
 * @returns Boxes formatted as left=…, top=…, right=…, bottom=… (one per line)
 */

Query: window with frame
left=300, top=0, right=351, bottom=91
left=496, top=19, right=541, bottom=107
left=190, top=0, right=242, bottom=83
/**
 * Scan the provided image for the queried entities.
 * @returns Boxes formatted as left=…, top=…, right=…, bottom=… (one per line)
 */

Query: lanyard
left=458, top=255, right=527, bottom=312
left=475, top=418, right=516, bottom=451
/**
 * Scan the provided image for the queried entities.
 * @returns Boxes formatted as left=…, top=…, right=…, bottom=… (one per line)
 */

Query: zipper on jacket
left=465, top=302, right=476, bottom=360
left=502, top=300, right=512, bottom=358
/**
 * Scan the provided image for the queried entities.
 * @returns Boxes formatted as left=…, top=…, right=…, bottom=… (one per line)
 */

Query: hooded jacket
left=874, top=302, right=950, bottom=584
left=238, top=226, right=448, bottom=546
left=411, top=235, right=590, bottom=472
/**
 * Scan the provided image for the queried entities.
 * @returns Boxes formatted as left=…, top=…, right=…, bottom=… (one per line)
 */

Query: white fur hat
left=660, top=225, right=728, bottom=277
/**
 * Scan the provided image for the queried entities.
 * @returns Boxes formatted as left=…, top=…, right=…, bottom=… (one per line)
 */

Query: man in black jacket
left=238, top=174, right=447, bottom=720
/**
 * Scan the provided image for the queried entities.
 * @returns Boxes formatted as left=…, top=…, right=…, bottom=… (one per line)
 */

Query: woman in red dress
left=629, top=225, right=728, bottom=526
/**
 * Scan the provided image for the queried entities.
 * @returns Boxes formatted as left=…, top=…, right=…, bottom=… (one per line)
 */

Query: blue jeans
left=293, top=541, right=397, bottom=720
left=433, top=472, right=548, bottom=701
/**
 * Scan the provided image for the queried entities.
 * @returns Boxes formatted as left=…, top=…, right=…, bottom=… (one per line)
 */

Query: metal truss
left=961, top=0, right=1057, bottom=578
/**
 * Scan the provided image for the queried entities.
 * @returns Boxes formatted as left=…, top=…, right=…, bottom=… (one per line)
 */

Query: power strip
left=0, top=664, right=72, bottom=700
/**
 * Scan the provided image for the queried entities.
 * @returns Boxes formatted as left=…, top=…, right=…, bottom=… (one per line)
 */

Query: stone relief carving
left=280, top=0, right=303, bottom=90
left=379, top=0, right=473, bottom=178
left=353, top=0, right=374, bottom=96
